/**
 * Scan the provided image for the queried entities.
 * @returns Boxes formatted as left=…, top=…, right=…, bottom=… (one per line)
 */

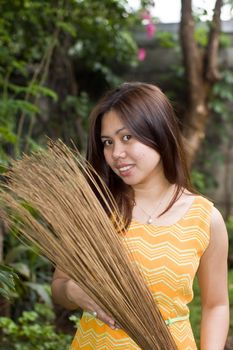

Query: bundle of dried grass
left=1, top=140, right=177, bottom=350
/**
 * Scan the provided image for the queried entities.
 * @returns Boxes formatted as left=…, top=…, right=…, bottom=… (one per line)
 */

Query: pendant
left=147, top=216, right=153, bottom=224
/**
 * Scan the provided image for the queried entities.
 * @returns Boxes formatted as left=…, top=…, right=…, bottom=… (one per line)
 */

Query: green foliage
left=229, top=269, right=233, bottom=336
left=194, top=26, right=208, bottom=47
left=0, top=264, right=19, bottom=299
left=191, top=170, right=206, bottom=193
left=155, top=31, right=177, bottom=48
left=210, top=70, right=233, bottom=122
left=3, top=233, right=53, bottom=307
left=0, top=303, right=72, bottom=350
left=62, top=92, right=92, bottom=148
left=69, top=314, right=81, bottom=328
left=0, top=0, right=140, bottom=158
left=189, top=277, right=201, bottom=347
left=208, top=68, right=233, bottom=162
left=226, top=216, right=233, bottom=266
left=194, top=26, right=231, bottom=49
left=193, top=68, right=233, bottom=194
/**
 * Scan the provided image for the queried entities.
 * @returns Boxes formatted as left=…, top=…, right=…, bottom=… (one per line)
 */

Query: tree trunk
left=47, top=33, right=85, bottom=150
left=180, top=0, right=223, bottom=166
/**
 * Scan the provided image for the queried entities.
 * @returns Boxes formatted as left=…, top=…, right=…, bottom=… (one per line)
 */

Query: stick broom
left=1, top=141, right=177, bottom=350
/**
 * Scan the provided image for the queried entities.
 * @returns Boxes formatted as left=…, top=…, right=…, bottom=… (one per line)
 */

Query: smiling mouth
left=118, top=165, right=133, bottom=172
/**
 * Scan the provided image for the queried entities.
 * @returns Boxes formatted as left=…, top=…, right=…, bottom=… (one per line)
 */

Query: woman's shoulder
left=182, top=191, right=213, bottom=209
left=174, top=191, right=213, bottom=226
left=183, top=193, right=227, bottom=236
left=202, top=206, right=228, bottom=259
left=210, top=206, right=226, bottom=230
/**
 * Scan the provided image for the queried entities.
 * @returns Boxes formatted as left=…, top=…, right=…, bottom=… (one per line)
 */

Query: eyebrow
left=100, top=127, right=127, bottom=139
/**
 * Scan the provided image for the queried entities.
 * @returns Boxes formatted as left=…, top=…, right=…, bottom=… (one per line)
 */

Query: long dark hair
left=87, top=82, right=192, bottom=228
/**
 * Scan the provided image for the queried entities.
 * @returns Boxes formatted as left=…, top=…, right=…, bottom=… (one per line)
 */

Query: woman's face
left=100, top=110, right=163, bottom=188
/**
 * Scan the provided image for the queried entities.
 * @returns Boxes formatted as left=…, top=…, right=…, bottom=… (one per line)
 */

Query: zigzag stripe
left=125, top=244, right=201, bottom=268
left=73, top=324, right=139, bottom=349
left=125, top=236, right=201, bottom=254
left=127, top=227, right=210, bottom=252
left=137, top=265, right=193, bottom=292
left=151, top=289, right=192, bottom=309
left=129, top=223, right=209, bottom=242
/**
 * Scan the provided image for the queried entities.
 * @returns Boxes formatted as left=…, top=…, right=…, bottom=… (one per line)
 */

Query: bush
left=0, top=303, right=73, bottom=350
left=226, top=216, right=233, bottom=268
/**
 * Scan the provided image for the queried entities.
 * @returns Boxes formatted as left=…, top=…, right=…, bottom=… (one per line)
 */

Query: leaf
left=0, top=264, right=18, bottom=299
left=0, top=287, right=10, bottom=299
left=0, top=99, right=39, bottom=115
left=30, top=84, right=58, bottom=101
left=13, top=100, right=39, bottom=114
left=0, top=164, right=8, bottom=174
left=25, top=282, right=52, bottom=306
left=9, top=263, right=31, bottom=279
left=57, top=21, right=77, bottom=37
left=5, top=245, right=34, bottom=264
left=0, top=127, right=17, bottom=144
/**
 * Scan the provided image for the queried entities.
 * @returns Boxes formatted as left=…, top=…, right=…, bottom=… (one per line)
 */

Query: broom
left=1, top=140, right=177, bottom=350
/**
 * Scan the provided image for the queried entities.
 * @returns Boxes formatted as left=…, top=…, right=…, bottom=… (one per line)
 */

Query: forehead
left=101, top=110, right=126, bottom=135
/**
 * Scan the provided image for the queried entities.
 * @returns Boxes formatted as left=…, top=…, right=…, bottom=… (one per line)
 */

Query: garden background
left=0, top=0, right=232, bottom=349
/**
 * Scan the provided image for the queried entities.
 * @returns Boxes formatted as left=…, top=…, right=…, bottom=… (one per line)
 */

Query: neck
left=133, top=177, right=172, bottom=203
left=132, top=182, right=176, bottom=223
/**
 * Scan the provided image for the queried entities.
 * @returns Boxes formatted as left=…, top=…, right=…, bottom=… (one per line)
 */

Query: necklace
left=134, top=186, right=171, bottom=224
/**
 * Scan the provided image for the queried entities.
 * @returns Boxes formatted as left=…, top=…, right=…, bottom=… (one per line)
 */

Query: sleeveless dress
left=70, top=196, right=213, bottom=350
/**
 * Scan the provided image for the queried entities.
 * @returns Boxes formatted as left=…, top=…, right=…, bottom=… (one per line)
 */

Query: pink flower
left=138, top=48, right=146, bottom=61
left=141, top=10, right=151, bottom=20
left=146, top=22, right=156, bottom=38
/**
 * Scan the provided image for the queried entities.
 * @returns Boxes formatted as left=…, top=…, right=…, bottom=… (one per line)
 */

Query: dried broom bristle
left=1, top=140, right=177, bottom=350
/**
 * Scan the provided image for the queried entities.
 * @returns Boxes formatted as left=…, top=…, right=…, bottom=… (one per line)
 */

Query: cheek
left=136, top=152, right=146, bottom=160
left=130, top=144, right=145, bottom=159
left=134, top=145, right=160, bottom=165
left=132, top=144, right=153, bottom=161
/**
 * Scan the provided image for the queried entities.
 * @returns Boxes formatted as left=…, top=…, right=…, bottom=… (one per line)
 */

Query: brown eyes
left=102, top=135, right=132, bottom=147
left=102, top=139, right=112, bottom=147
left=122, top=135, right=131, bottom=141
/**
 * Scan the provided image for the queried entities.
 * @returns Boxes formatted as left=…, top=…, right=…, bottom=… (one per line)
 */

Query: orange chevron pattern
left=70, top=196, right=213, bottom=350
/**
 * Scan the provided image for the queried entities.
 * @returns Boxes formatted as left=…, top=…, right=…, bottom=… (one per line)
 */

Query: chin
left=121, top=178, right=141, bottom=186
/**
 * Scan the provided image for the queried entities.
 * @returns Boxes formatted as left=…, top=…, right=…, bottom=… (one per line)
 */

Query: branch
left=205, top=0, right=223, bottom=83
left=180, top=0, right=203, bottom=106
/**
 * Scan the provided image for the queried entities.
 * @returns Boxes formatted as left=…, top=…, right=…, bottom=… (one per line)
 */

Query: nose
left=112, top=143, right=126, bottom=160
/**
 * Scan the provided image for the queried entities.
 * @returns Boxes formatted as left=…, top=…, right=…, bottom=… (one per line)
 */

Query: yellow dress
left=70, top=196, right=213, bottom=350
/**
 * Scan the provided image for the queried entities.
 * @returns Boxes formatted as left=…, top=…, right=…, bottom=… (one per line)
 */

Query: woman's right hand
left=51, top=269, right=117, bottom=330
left=65, top=279, right=117, bottom=329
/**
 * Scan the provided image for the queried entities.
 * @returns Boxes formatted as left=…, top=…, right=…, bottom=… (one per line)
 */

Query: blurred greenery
left=227, top=216, right=233, bottom=268
left=0, top=0, right=140, bottom=158
left=0, top=303, right=72, bottom=350
left=0, top=264, right=19, bottom=300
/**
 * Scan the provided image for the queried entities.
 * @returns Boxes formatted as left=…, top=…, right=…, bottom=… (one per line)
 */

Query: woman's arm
left=197, top=207, right=229, bottom=350
left=51, top=268, right=116, bottom=328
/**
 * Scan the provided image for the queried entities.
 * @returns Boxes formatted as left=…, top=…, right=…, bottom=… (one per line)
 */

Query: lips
left=118, top=165, right=132, bottom=172
left=116, top=163, right=132, bottom=170
left=116, top=164, right=135, bottom=176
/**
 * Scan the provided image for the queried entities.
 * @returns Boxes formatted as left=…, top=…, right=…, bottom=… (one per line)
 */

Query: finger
left=95, top=308, right=116, bottom=329
left=114, top=323, right=121, bottom=330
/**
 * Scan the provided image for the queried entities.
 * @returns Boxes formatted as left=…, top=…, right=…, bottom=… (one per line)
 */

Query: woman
left=52, top=82, right=229, bottom=349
